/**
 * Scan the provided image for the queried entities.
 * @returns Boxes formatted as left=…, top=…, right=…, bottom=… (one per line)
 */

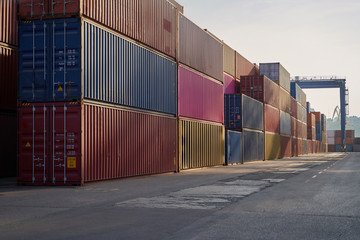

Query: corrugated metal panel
left=179, top=118, right=225, bottom=170
left=259, top=63, right=290, bottom=92
left=224, top=73, right=238, bottom=94
left=280, top=110, right=291, bottom=136
left=291, top=116, right=297, bottom=137
left=303, top=139, right=308, bottom=154
left=301, top=91, right=307, bottom=108
left=316, top=122, right=322, bottom=141
left=224, top=94, right=242, bottom=130
left=291, top=137, right=298, bottom=157
left=18, top=0, right=177, bottom=58
left=265, top=132, right=280, bottom=160
left=0, top=45, right=17, bottom=111
left=0, top=0, right=17, bottom=46
left=297, top=137, right=303, bottom=155
left=223, top=44, right=235, bottom=77
left=307, top=113, right=316, bottom=127
left=18, top=101, right=177, bottom=185
left=235, top=52, right=258, bottom=78
left=167, top=0, right=184, bottom=13
left=297, top=102, right=302, bottom=122
left=0, top=110, right=17, bottom=177
left=302, top=107, right=307, bottom=123
left=243, top=129, right=264, bottom=162
left=312, top=112, right=321, bottom=122
left=178, top=66, right=224, bottom=123
left=243, top=95, right=264, bottom=131
left=240, top=75, right=279, bottom=109
left=179, top=14, right=223, bottom=82
left=290, top=82, right=302, bottom=103
left=290, top=97, right=297, bottom=118
left=279, top=87, right=291, bottom=113
left=280, top=135, right=292, bottom=158
left=19, top=18, right=177, bottom=115
left=226, top=130, right=242, bottom=165
left=307, top=126, right=316, bottom=140
left=264, top=104, right=280, bottom=133
left=307, top=140, right=314, bottom=154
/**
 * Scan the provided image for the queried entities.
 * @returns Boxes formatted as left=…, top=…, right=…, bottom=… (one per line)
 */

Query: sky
left=177, top=0, right=360, bottom=118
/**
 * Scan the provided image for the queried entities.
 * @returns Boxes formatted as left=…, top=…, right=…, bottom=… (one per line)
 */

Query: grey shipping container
left=243, top=129, right=264, bottom=162
left=179, top=14, right=223, bottom=82
left=18, top=18, right=177, bottom=115
left=242, top=95, right=264, bottom=131
left=226, top=130, right=243, bottom=165
left=280, top=110, right=291, bottom=136
left=303, top=139, right=308, bottom=154
left=302, top=106, right=307, bottom=123
left=260, top=63, right=290, bottom=93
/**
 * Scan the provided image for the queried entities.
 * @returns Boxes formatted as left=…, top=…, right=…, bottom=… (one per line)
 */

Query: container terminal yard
left=1, top=0, right=359, bottom=239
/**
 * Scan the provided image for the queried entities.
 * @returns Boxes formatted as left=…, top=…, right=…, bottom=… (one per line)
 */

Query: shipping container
left=291, top=137, right=298, bottom=157
left=19, top=0, right=177, bottom=58
left=302, top=107, right=307, bottom=123
left=178, top=65, right=223, bottom=124
left=301, top=91, right=307, bottom=108
left=307, top=113, right=316, bottom=127
left=290, top=97, right=297, bottom=118
left=335, top=145, right=353, bottom=152
left=297, top=102, right=302, bottom=121
left=316, top=122, right=322, bottom=141
left=306, top=102, right=310, bottom=113
left=264, top=104, right=280, bottom=133
left=179, top=118, right=225, bottom=170
left=223, top=43, right=236, bottom=77
left=18, top=18, right=177, bottom=115
left=240, top=75, right=279, bottom=109
left=179, top=14, right=223, bottom=82
left=280, top=110, right=291, bottom=136
left=280, top=135, right=292, bottom=158
left=167, top=0, right=184, bottom=13
left=224, top=94, right=264, bottom=131
left=353, top=144, right=360, bottom=152
left=307, top=126, right=316, bottom=140
left=243, top=129, right=264, bottom=162
left=315, top=141, right=321, bottom=153
left=279, top=87, right=291, bottom=113
left=0, top=110, right=17, bottom=178
left=354, top=138, right=360, bottom=144
left=321, top=114, right=327, bottom=131
left=259, top=63, right=290, bottom=92
left=297, top=137, right=303, bottom=155
left=303, top=139, right=308, bottom=155
left=18, top=101, right=177, bottom=185
left=224, top=73, right=238, bottom=94
left=0, top=0, right=17, bottom=46
left=0, top=45, right=17, bottom=111
left=307, top=140, right=313, bottom=154
left=327, top=130, right=335, bottom=138
left=302, top=122, right=307, bottom=139
left=312, top=112, right=321, bottom=122
left=235, top=52, right=258, bottom=79
left=328, top=144, right=336, bottom=152
left=225, top=130, right=243, bottom=165
left=291, top=116, right=297, bottom=137
left=265, top=132, right=280, bottom=160
left=290, top=82, right=302, bottom=104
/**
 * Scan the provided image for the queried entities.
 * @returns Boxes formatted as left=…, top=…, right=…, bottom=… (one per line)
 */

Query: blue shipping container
left=225, top=130, right=243, bottom=165
left=316, top=122, right=322, bottom=141
left=306, top=102, right=310, bottom=113
left=18, top=18, right=177, bottom=115
left=224, top=94, right=264, bottom=131
left=337, top=145, right=354, bottom=152
left=290, top=82, right=302, bottom=103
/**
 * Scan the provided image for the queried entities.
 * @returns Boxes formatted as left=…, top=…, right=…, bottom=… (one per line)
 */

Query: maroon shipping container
left=291, top=137, right=298, bottom=157
left=240, top=75, right=279, bottom=109
left=18, top=101, right=177, bottom=185
left=224, top=73, right=238, bottom=94
left=328, top=144, right=336, bottom=152
left=280, top=135, right=292, bottom=158
left=290, top=97, right=297, bottom=118
left=0, top=110, right=17, bottom=177
left=307, top=113, right=315, bottom=127
left=291, top=116, right=297, bottom=137
left=178, top=65, right=224, bottom=124
left=0, top=45, right=17, bottom=111
left=307, top=126, right=316, bottom=140
left=312, top=112, right=321, bottom=122
left=0, top=0, right=17, bottom=46
left=264, top=104, right=280, bottom=133
left=279, top=87, right=291, bottom=113
left=19, top=0, right=177, bottom=58
left=307, top=140, right=313, bottom=154
left=335, top=130, right=355, bottom=138
left=235, top=52, right=258, bottom=78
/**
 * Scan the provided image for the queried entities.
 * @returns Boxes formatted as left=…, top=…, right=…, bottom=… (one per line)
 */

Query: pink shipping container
left=179, top=14, right=223, bottom=82
left=178, top=65, right=224, bottom=124
left=280, top=135, right=292, bottom=158
left=224, top=73, right=238, bottom=94
left=236, top=52, right=258, bottom=78
left=264, top=104, right=280, bottom=133
left=279, top=87, right=291, bottom=113
left=290, top=97, right=297, bottom=118
left=0, top=45, right=17, bottom=111
left=19, top=0, right=177, bottom=58
left=0, top=0, right=17, bottom=46
left=18, top=101, right=177, bottom=186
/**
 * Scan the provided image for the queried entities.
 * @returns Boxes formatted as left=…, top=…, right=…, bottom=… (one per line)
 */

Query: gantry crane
left=291, top=76, right=349, bottom=149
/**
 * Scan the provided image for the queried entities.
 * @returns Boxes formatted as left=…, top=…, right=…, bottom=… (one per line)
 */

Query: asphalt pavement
left=1, top=152, right=359, bottom=239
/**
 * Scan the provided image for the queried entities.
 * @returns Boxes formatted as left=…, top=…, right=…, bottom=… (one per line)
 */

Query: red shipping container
left=240, top=75, right=279, bottom=109
left=236, top=52, right=258, bottom=78
left=0, top=45, right=17, bottom=111
left=297, top=137, right=303, bottom=155
left=264, top=104, right=280, bottom=133
left=291, top=116, right=297, bottom=137
left=307, top=126, right=315, bottom=140
left=335, top=137, right=342, bottom=145
left=290, top=97, right=297, bottom=118
left=19, top=0, right=177, bottom=58
left=312, top=112, right=321, bottom=122
left=18, top=101, right=177, bottom=186
left=307, top=140, right=313, bottom=154
left=307, top=113, right=315, bottom=127
left=0, top=0, right=17, bottom=46
left=315, top=141, right=321, bottom=153
left=178, top=65, right=224, bottom=124
left=291, top=137, right=298, bottom=157
left=279, top=87, right=291, bottom=113
left=224, top=73, right=237, bottom=94
left=280, top=135, right=292, bottom=158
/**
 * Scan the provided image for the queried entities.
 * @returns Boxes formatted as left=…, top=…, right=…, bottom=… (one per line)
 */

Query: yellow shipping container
left=265, top=132, right=281, bottom=160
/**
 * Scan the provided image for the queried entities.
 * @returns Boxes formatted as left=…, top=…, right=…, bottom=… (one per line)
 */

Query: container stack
left=327, top=130, right=336, bottom=152
left=320, top=114, right=328, bottom=152
left=353, top=138, right=360, bottom=152
left=17, top=0, right=182, bottom=185
left=0, top=0, right=17, bottom=178
left=327, top=130, right=354, bottom=152
left=307, top=113, right=316, bottom=154
left=260, top=63, right=292, bottom=159
left=178, top=14, right=225, bottom=170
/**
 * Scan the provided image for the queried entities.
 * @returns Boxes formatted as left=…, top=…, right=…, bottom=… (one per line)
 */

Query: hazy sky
left=177, top=0, right=360, bottom=118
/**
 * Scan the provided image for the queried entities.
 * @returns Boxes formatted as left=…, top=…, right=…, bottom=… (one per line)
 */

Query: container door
left=50, top=104, right=81, bottom=184
left=18, top=21, right=50, bottom=102
left=50, top=19, right=81, bottom=101
left=18, top=104, right=49, bottom=184
left=50, top=0, right=79, bottom=17
left=19, top=0, right=48, bottom=19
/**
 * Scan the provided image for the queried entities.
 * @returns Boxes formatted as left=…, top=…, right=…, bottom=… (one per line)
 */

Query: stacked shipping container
left=0, top=0, right=17, bottom=178
left=327, top=130, right=355, bottom=152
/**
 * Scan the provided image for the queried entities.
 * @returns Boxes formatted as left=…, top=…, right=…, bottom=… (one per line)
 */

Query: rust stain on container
left=179, top=118, right=225, bottom=170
